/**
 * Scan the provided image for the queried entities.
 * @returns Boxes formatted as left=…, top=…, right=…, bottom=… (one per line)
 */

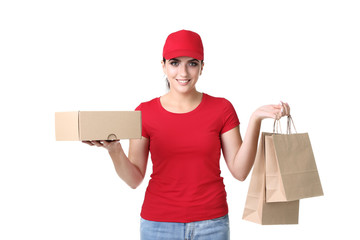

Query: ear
left=161, top=59, right=166, bottom=75
left=199, top=61, right=204, bottom=75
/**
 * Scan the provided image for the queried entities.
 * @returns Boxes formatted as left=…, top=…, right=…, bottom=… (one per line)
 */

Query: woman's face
left=162, top=56, right=204, bottom=94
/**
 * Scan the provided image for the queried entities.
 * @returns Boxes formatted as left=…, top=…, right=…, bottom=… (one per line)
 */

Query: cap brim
left=163, top=49, right=203, bottom=61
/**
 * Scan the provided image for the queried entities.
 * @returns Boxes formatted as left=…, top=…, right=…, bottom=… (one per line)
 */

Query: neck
left=160, top=89, right=203, bottom=113
left=167, top=89, right=202, bottom=103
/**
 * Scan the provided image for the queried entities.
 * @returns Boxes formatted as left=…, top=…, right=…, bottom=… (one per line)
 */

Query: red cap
left=163, top=30, right=204, bottom=60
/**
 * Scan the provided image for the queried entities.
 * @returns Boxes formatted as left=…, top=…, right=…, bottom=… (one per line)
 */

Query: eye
left=189, top=62, right=198, bottom=67
left=170, top=61, right=179, bottom=66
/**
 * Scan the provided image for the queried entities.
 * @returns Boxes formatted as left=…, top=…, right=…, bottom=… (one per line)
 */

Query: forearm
left=108, top=146, right=144, bottom=189
left=233, top=113, right=262, bottom=181
left=223, top=102, right=288, bottom=181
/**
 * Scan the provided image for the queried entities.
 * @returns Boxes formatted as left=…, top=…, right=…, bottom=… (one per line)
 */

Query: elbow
left=232, top=171, right=249, bottom=182
left=236, top=175, right=247, bottom=182
left=238, top=176, right=247, bottom=182
left=128, top=182, right=140, bottom=189
left=129, top=184, right=138, bottom=189
left=117, top=171, right=144, bottom=189
left=127, top=178, right=144, bottom=189
left=229, top=163, right=252, bottom=182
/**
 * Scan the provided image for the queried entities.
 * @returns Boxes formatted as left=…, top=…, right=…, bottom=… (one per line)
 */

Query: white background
left=1, top=0, right=359, bottom=239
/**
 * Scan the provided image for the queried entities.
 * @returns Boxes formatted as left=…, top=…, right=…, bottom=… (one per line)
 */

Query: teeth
left=178, top=80, right=190, bottom=83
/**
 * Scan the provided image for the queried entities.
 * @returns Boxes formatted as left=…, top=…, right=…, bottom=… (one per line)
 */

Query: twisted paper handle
left=273, top=118, right=283, bottom=134
left=286, top=115, right=297, bottom=134
left=273, top=115, right=297, bottom=134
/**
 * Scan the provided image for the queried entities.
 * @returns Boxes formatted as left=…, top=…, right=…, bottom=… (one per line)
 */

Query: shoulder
left=204, top=93, right=234, bottom=108
left=204, top=93, right=238, bottom=119
left=135, top=97, right=159, bottom=111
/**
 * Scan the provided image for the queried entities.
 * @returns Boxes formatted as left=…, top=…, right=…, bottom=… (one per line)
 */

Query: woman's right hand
left=82, top=140, right=122, bottom=154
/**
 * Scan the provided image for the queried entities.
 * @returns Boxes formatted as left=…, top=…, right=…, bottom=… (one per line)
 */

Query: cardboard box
left=55, top=111, right=141, bottom=141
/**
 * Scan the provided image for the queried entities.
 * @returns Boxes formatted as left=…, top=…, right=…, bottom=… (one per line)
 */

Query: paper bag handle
left=286, top=115, right=297, bottom=134
left=273, top=115, right=298, bottom=134
left=273, top=118, right=283, bottom=134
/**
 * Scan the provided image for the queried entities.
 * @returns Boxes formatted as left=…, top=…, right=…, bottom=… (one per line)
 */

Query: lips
left=176, top=79, right=191, bottom=86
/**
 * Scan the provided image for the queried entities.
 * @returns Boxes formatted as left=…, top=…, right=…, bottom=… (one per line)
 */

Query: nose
left=179, top=63, right=189, bottom=77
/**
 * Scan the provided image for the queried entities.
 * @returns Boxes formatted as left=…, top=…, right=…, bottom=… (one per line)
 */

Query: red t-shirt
left=135, top=93, right=240, bottom=223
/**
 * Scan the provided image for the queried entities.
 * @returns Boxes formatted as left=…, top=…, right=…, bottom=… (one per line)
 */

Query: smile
left=176, top=79, right=191, bottom=85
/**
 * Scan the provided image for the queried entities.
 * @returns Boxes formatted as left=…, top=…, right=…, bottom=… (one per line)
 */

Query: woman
left=83, top=29, right=290, bottom=240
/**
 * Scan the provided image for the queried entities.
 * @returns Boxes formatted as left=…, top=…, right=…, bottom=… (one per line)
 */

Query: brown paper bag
left=243, top=132, right=299, bottom=225
left=265, top=117, right=324, bottom=202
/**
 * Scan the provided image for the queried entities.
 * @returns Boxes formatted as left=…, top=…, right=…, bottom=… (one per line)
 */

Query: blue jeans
left=140, top=215, right=230, bottom=240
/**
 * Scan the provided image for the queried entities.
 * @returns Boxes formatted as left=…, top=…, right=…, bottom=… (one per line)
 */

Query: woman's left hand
left=252, top=101, right=290, bottom=122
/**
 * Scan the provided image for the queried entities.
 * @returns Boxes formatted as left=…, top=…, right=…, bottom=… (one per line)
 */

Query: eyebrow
left=169, top=58, right=200, bottom=62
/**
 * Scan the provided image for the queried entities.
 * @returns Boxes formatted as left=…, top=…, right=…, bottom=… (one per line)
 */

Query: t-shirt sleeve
left=135, top=103, right=150, bottom=139
left=220, top=99, right=240, bottom=134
